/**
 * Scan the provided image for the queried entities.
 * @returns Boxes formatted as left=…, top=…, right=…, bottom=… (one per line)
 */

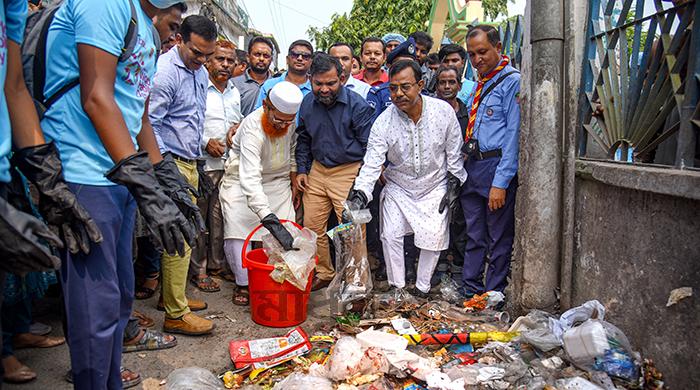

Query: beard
left=261, top=112, right=290, bottom=139
left=316, top=92, right=338, bottom=106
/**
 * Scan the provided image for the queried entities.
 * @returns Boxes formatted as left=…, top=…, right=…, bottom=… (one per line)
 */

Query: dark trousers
left=1, top=294, right=32, bottom=357
left=61, top=184, right=136, bottom=390
left=136, top=236, right=161, bottom=276
left=460, top=157, right=517, bottom=294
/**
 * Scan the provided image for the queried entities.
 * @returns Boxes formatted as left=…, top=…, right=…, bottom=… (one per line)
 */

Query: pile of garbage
left=199, top=295, right=664, bottom=390
left=167, top=218, right=665, bottom=389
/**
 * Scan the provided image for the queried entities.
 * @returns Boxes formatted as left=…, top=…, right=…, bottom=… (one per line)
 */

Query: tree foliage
left=307, top=0, right=511, bottom=53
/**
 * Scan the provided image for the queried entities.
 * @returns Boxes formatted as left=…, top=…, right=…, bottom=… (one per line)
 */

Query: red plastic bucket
left=242, top=220, right=317, bottom=328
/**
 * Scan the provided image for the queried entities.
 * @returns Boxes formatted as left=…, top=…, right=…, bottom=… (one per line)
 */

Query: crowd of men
left=0, top=0, right=520, bottom=388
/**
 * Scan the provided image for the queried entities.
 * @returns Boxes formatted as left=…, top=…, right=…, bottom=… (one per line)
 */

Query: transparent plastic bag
left=439, top=275, right=462, bottom=304
left=165, top=367, right=221, bottom=390
left=263, top=222, right=317, bottom=290
left=326, top=223, right=373, bottom=315
left=327, top=336, right=389, bottom=381
left=271, top=372, right=333, bottom=390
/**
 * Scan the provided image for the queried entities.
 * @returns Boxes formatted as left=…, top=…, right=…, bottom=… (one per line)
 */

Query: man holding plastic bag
left=219, top=81, right=304, bottom=305
left=346, top=60, right=466, bottom=298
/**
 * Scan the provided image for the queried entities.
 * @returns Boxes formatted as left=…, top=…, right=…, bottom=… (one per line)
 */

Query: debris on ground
left=209, top=296, right=665, bottom=389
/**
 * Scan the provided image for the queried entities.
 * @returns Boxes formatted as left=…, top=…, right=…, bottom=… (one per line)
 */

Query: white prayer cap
left=268, top=81, right=303, bottom=115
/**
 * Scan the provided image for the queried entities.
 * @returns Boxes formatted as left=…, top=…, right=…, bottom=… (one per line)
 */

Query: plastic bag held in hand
left=154, top=153, right=206, bottom=233
left=264, top=223, right=317, bottom=290
left=11, top=142, right=103, bottom=254
left=439, top=172, right=461, bottom=222
left=106, top=152, right=196, bottom=257
left=261, top=213, right=296, bottom=251
left=0, top=196, right=62, bottom=274
left=342, top=189, right=368, bottom=223
left=196, top=159, right=215, bottom=199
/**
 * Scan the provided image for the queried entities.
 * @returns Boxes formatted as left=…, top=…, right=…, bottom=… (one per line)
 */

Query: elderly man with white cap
left=219, top=81, right=304, bottom=306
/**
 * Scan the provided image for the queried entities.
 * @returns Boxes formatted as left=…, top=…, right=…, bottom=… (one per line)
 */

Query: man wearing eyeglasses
left=148, top=15, right=217, bottom=336
left=253, top=40, right=314, bottom=110
left=295, top=54, right=374, bottom=291
left=219, top=81, right=303, bottom=306
left=345, top=60, right=466, bottom=298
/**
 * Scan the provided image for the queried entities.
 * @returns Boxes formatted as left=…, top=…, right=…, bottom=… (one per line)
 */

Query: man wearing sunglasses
left=148, top=14, right=218, bottom=337
left=345, top=60, right=466, bottom=299
left=254, top=40, right=314, bottom=110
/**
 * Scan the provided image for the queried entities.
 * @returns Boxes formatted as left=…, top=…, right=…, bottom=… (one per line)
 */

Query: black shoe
left=408, top=286, right=429, bottom=300
left=374, top=267, right=387, bottom=282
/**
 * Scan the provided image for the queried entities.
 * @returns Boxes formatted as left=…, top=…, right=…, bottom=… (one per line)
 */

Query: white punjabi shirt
left=201, top=79, right=242, bottom=171
left=354, top=95, right=467, bottom=251
left=219, top=107, right=297, bottom=240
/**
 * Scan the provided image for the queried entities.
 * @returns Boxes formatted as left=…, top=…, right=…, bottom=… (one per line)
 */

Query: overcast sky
left=239, top=0, right=527, bottom=67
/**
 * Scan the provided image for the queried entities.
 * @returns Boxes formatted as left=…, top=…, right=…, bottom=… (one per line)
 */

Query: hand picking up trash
left=262, top=220, right=317, bottom=291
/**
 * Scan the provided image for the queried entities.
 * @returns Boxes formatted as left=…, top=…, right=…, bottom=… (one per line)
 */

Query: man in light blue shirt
left=41, top=1, right=196, bottom=388
left=460, top=26, right=520, bottom=300
left=438, top=43, right=477, bottom=103
left=148, top=14, right=217, bottom=336
left=254, top=39, right=314, bottom=109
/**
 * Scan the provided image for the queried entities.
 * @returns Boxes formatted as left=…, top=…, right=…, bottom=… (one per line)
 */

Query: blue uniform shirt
left=149, top=47, right=208, bottom=159
left=0, top=0, right=27, bottom=183
left=295, top=86, right=374, bottom=174
left=466, top=64, right=520, bottom=189
left=41, top=0, right=158, bottom=185
left=253, top=72, right=311, bottom=110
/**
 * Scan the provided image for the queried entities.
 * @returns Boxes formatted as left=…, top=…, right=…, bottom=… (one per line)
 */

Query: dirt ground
left=6, top=278, right=335, bottom=389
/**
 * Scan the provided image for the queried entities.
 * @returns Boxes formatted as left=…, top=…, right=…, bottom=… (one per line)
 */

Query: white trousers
left=381, top=234, right=441, bottom=293
left=224, top=238, right=251, bottom=286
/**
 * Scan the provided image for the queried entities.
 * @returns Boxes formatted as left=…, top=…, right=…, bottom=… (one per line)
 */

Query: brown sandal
left=132, top=310, right=155, bottom=328
left=13, top=334, right=65, bottom=349
left=190, top=275, right=221, bottom=292
left=232, top=287, right=249, bottom=306
left=135, top=273, right=159, bottom=300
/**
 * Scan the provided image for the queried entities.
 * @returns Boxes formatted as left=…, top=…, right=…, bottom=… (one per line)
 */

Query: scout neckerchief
left=465, top=56, right=510, bottom=142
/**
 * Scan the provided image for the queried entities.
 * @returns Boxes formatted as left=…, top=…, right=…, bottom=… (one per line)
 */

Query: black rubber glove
left=106, top=152, right=196, bottom=257
left=11, top=142, right=103, bottom=254
left=154, top=153, right=206, bottom=234
left=439, top=172, right=462, bottom=222
left=196, top=159, right=215, bottom=200
left=261, top=213, right=296, bottom=251
left=0, top=196, right=62, bottom=274
left=342, top=189, right=368, bottom=223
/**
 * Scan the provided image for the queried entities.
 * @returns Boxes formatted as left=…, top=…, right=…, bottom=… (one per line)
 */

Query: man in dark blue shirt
left=295, top=54, right=374, bottom=291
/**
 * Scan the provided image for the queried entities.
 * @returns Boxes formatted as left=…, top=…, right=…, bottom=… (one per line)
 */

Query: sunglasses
left=289, top=51, right=312, bottom=60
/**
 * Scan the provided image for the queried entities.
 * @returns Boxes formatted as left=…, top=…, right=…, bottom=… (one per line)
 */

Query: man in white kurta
left=219, top=81, right=303, bottom=304
left=350, top=61, right=467, bottom=295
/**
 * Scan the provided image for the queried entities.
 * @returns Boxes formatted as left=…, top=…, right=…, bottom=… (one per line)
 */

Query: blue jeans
left=61, top=183, right=136, bottom=390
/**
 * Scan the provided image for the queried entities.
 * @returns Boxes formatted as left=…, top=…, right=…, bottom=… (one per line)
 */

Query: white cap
left=268, top=81, right=303, bottom=115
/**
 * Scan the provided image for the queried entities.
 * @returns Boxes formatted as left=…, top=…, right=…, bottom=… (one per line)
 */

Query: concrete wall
left=571, top=162, right=700, bottom=388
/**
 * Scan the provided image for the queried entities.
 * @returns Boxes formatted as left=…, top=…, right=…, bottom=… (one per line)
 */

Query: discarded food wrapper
left=439, top=276, right=462, bottom=304
left=356, top=328, right=409, bottom=352
left=391, top=318, right=417, bottom=335
left=228, top=326, right=311, bottom=370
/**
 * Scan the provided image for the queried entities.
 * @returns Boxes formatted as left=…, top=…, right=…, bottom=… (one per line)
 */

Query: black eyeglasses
left=388, top=82, right=419, bottom=94
left=289, top=51, right=312, bottom=60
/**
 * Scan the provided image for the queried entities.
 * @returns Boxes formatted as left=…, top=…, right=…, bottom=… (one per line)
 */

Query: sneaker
left=163, top=312, right=215, bottom=336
